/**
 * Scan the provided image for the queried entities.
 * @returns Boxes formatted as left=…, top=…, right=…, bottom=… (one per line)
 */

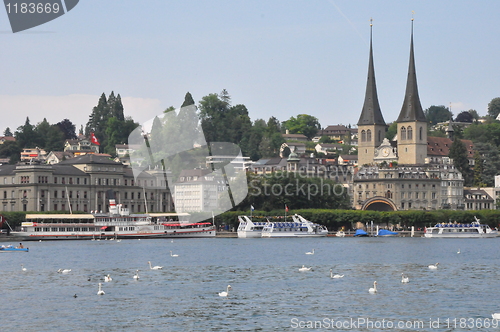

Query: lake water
left=2, top=236, right=500, bottom=332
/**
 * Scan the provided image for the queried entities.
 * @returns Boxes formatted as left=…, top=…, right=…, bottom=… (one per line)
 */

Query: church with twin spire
left=353, top=19, right=464, bottom=211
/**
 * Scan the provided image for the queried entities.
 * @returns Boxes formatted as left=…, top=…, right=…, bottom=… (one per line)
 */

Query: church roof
left=427, top=137, right=475, bottom=158
left=358, top=24, right=386, bottom=126
left=397, top=21, right=427, bottom=123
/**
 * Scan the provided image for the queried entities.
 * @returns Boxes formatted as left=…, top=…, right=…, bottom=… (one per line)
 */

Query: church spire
left=357, top=19, right=386, bottom=126
left=396, top=17, right=426, bottom=123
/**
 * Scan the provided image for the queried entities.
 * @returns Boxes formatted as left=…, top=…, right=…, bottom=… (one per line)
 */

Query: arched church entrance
left=361, top=196, right=398, bottom=211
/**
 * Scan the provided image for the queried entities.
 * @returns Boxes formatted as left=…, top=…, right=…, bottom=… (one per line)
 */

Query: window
left=419, top=126, right=423, bottom=140
left=407, top=126, right=413, bottom=140
left=400, top=126, right=407, bottom=140
left=367, top=129, right=372, bottom=142
left=361, top=130, right=366, bottom=142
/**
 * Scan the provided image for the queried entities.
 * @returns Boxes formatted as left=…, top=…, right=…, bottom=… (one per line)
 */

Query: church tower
left=357, top=20, right=387, bottom=166
left=396, top=18, right=427, bottom=165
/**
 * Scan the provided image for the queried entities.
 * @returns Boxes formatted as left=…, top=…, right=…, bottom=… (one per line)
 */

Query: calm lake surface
left=2, top=236, right=500, bottom=332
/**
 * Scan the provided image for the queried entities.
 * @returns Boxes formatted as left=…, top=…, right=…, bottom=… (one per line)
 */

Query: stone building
left=0, top=154, right=173, bottom=213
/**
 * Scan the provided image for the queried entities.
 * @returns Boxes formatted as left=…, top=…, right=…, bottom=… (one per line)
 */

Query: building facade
left=0, top=154, right=173, bottom=214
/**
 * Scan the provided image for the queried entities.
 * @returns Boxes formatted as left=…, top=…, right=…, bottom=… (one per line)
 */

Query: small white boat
left=335, top=231, right=345, bottom=237
left=261, top=214, right=328, bottom=238
left=424, top=217, right=499, bottom=238
left=237, top=215, right=268, bottom=238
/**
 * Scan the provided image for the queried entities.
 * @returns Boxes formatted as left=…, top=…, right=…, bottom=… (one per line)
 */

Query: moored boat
left=261, top=214, right=328, bottom=238
left=237, top=216, right=268, bottom=238
left=10, top=199, right=216, bottom=241
left=0, top=245, right=29, bottom=252
left=424, top=217, right=499, bottom=238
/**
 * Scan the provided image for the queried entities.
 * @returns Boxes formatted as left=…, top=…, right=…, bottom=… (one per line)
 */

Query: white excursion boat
left=424, top=217, right=499, bottom=238
left=10, top=199, right=216, bottom=241
left=237, top=215, right=268, bottom=238
left=261, top=214, right=328, bottom=238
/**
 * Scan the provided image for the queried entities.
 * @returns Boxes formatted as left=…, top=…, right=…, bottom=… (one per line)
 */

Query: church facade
left=353, top=20, right=464, bottom=211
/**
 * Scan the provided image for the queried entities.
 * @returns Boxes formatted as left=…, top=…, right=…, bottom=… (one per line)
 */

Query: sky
left=1, top=0, right=500, bottom=135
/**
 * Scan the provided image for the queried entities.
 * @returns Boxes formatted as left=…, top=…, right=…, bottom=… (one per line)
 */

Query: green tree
left=385, top=122, right=397, bottom=140
left=468, top=109, right=480, bottom=121
left=282, top=114, right=321, bottom=140
left=15, top=117, right=37, bottom=149
left=473, top=150, right=484, bottom=186
left=449, top=139, right=472, bottom=186
left=3, top=128, right=13, bottom=137
left=455, top=111, right=473, bottom=123
left=424, top=105, right=453, bottom=125
left=473, top=142, right=500, bottom=186
left=488, top=97, right=500, bottom=119
left=56, top=119, right=77, bottom=140
left=0, top=140, right=21, bottom=163
left=181, top=92, right=195, bottom=108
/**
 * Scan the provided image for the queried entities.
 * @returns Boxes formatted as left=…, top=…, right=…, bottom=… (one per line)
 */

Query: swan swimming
left=329, top=269, right=344, bottom=278
left=219, top=285, right=232, bottom=297
left=305, top=249, right=315, bottom=255
left=457, top=248, right=461, bottom=254
left=428, top=263, right=439, bottom=269
left=148, top=261, right=163, bottom=270
left=170, top=251, right=179, bottom=257
left=97, top=283, right=105, bottom=295
left=133, top=270, right=140, bottom=280
left=369, top=281, right=377, bottom=293
left=492, top=313, right=500, bottom=320
left=21, top=264, right=27, bottom=271
left=401, top=273, right=409, bottom=283
left=104, top=274, right=112, bottom=282
left=58, top=268, right=72, bottom=274
left=298, top=265, right=312, bottom=272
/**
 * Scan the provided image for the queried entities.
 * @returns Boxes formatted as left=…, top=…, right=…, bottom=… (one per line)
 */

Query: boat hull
left=0, top=247, right=29, bottom=252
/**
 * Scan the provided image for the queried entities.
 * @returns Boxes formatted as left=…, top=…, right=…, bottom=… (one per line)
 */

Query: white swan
left=298, top=265, right=312, bottom=272
left=21, top=264, right=27, bottom=271
left=492, top=313, right=500, bottom=320
left=104, top=274, right=112, bottom=282
left=329, top=269, right=344, bottom=278
left=428, top=263, right=439, bottom=269
left=369, top=281, right=377, bottom=293
left=148, top=261, right=163, bottom=270
left=457, top=248, right=461, bottom=254
left=133, top=270, right=140, bottom=280
left=97, top=283, right=105, bottom=295
left=401, top=273, right=409, bottom=283
left=170, top=251, right=179, bottom=257
left=305, top=249, right=315, bottom=255
left=58, top=268, right=72, bottom=274
left=219, top=285, right=232, bottom=297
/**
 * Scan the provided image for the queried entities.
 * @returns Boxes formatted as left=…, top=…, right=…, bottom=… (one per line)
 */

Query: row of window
left=5, top=176, right=163, bottom=187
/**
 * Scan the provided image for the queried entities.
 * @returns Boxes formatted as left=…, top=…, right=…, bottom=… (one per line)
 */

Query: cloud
left=0, top=94, right=163, bottom=134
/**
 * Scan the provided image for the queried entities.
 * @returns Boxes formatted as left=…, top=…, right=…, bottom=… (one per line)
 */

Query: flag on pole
left=90, top=132, right=100, bottom=145
left=250, top=205, right=254, bottom=212
left=285, top=205, right=289, bottom=212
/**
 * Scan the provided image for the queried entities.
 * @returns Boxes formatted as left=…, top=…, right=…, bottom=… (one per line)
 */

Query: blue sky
left=1, top=0, right=499, bottom=134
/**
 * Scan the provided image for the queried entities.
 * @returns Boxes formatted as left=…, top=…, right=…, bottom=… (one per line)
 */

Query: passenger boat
left=10, top=199, right=216, bottom=241
left=261, top=214, right=328, bottom=238
left=237, top=215, right=268, bottom=238
left=424, top=217, right=499, bottom=238
left=0, top=245, right=29, bottom=252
